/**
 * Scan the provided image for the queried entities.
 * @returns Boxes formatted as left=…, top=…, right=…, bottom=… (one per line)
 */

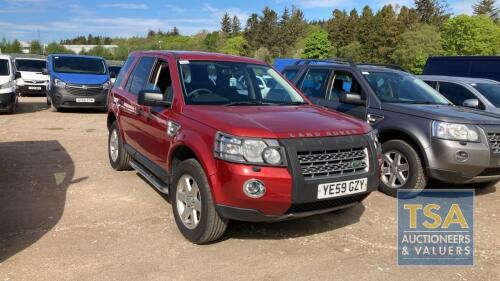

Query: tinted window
left=283, top=69, right=298, bottom=81
left=53, top=56, right=106, bottom=74
left=438, top=82, right=477, bottom=106
left=126, top=57, right=156, bottom=96
left=0, top=59, right=9, bottom=76
left=473, top=83, right=500, bottom=107
left=114, top=57, right=135, bottom=88
left=15, top=59, right=46, bottom=72
left=363, top=71, right=449, bottom=104
left=148, top=60, right=173, bottom=102
left=178, top=61, right=305, bottom=105
left=330, top=71, right=363, bottom=101
left=424, top=80, right=437, bottom=89
left=300, top=68, right=330, bottom=98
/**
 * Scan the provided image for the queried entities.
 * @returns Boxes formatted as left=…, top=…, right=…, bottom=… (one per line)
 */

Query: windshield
left=0, top=59, right=10, bottom=76
left=15, top=59, right=46, bottom=72
left=473, top=83, right=500, bottom=108
left=363, top=71, right=450, bottom=105
left=178, top=61, right=305, bottom=105
left=53, top=56, right=107, bottom=75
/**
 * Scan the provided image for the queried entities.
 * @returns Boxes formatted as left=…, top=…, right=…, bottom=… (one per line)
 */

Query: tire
left=379, top=140, right=427, bottom=197
left=46, top=96, right=51, bottom=106
left=108, top=121, right=132, bottom=171
left=7, top=102, right=16, bottom=114
left=171, top=159, right=228, bottom=244
left=474, top=180, right=498, bottom=189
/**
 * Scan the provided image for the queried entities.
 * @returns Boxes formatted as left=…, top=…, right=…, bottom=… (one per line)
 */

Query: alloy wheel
left=109, top=129, right=119, bottom=162
left=382, top=150, right=410, bottom=189
left=176, top=175, right=202, bottom=229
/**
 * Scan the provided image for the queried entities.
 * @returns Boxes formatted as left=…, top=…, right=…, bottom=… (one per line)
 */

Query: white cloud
left=165, top=4, right=186, bottom=13
left=99, top=3, right=149, bottom=10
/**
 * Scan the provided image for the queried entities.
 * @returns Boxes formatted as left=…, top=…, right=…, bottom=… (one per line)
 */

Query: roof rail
left=357, top=63, right=407, bottom=72
left=293, top=58, right=357, bottom=68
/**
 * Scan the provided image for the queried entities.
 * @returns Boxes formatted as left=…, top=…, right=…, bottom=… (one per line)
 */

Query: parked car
left=108, top=65, right=122, bottom=84
left=420, top=75, right=500, bottom=114
left=281, top=59, right=500, bottom=197
left=107, top=51, right=381, bottom=243
left=14, top=57, right=48, bottom=96
left=0, top=55, right=18, bottom=114
left=423, top=56, right=500, bottom=82
left=46, top=54, right=111, bottom=111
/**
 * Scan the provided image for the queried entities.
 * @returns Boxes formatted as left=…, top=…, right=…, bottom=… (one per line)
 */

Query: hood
left=181, top=105, right=372, bottom=139
left=19, top=71, right=48, bottom=82
left=382, top=103, right=500, bottom=125
left=0, top=76, right=11, bottom=85
left=53, top=72, right=109, bottom=85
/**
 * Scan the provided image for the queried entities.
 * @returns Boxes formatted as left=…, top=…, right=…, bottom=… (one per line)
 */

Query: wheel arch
left=378, top=128, right=429, bottom=169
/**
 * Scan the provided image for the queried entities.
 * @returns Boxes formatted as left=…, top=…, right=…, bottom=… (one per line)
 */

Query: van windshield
left=53, top=56, right=106, bottom=74
left=178, top=61, right=306, bottom=105
left=363, top=71, right=450, bottom=105
left=15, top=59, right=46, bottom=72
left=0, top=59, right=9, bottom=76
left=473, top=83, right=500, bottom=108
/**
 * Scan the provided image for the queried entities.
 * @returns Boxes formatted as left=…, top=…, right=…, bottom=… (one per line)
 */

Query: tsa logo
left=397, top=190, right=474, bottom=266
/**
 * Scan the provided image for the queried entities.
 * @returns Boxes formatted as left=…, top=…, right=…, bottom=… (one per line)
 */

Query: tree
left=46, top=42, right=75, bottom=54
left=398, top=6, right=420, bottom=31
left=372, top=5, right=402, bottom=63
left=10, top=40, right=22, bottom=53
left=231, top=16, right=241, bottom=36
left=357, top=6, right=377, bottom=62
left=256, top=7, right=279, bottom=55
left=414, top=0, right=450, bottom=25
left=221, top=36, right=249, bottom=56
left=337, top=41, right=363, bottom=62
left=276, top=6, right=308, bottom=57
left=29, top=40, right=43, bottom=54
left=86, top=45, right=113, bottom=59
left=326, top=9, right=350, bottom=48
left=441, top=15, right=500, bottom=55
left=244, top=13, right=260, bottom=49
left=302, top=27, right=334, bottom=59
left=254, top=47, right=272, bottom=63
left=204, top=31, right=220, bottom=52
left=220, top=13, right=232, bottom=35
left=392, top=25, right=443, bottom=73
left=473, top=0, right=499, bottom=22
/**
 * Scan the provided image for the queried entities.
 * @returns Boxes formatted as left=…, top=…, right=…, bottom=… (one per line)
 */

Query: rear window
left=53, top=56, right=106, bottom=74
left=15, top=59, right=46, bottom=72
left=0, top=59, right=10, bottom=76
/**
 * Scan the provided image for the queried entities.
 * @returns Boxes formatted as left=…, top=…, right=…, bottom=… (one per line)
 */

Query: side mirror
left=109, top=71, right=116, bottom=79
left=138, top=89, right=171, bottom=107
left=42, top=68, right=48, bottom=75
left=340, top=92, right=366, bottom=106
left=463, top=99, right=479, bottom=108
left=15, top=71, right=22, bottom=79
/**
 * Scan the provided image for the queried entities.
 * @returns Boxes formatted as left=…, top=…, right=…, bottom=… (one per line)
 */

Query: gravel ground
left=0, top=97, right=499, bottom=281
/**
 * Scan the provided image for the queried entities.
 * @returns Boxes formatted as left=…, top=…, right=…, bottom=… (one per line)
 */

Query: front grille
left=487, top=133, right=500, bottom=154
left=297, top=147, right=368, bottom=179
left=287, top=193, right=368, bottom=213
left=66, top=84, right=103, bottom=96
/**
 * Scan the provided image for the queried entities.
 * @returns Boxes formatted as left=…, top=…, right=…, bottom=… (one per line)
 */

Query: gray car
left=420, top=75, right=500, bottom=114
left=282, top=60, right=500, bottom=197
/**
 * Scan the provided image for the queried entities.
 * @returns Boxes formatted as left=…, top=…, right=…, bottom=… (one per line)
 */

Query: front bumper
left=0, top=91, right=16, bottom=112
left=18, top=84, right=47, bottom=95
left=210, top=134, right=380, bottom=222
left=426, top=129, right=500, bottom=183
left=49, top=86, right=107, bottom=109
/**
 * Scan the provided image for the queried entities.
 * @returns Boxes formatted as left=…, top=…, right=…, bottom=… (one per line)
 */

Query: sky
left=0, top=0, right=476, bottom=43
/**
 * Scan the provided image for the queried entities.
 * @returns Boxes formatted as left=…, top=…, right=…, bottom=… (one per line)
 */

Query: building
left=61, top=45, right=118, bottom=54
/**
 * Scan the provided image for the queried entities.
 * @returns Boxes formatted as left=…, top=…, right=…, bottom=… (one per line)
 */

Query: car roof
left=283, top=60, right=409, bottom=74
left=48, top=54, right=105, bottom=60
left=419, top=75, right=499, bottom=84
left=131, top=50, right=267, bottom=65
left=0, top=54, right=12, bottom=60
left=14, top=57, right=46, bottom=61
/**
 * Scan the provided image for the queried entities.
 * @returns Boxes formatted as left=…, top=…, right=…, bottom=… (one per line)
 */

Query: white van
left=0, top=55, right=17, bottom=114
left=14, top=57, right=48, bottom=96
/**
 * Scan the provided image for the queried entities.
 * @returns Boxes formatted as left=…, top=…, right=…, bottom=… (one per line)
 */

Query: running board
left=130, top=160, right=170, bottom=196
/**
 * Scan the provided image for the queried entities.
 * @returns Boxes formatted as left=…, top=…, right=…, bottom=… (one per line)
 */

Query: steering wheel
left=187, top=88, right=214, bottom=99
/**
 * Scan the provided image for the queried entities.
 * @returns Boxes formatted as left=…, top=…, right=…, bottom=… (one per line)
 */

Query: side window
left=283, top=69, right=298, bottom=81
left=126, top=57, right=156, bottom=96
left=300, top=68, right=330, bottom=99
left=424, top=80, right=437, bottom=89
left=148, top=60, right=173, bottom=102
left=114, top=56, right=135, bottom=89
left=330, top=71, right=363, bottom=101
left=438, top=82, right=477, bottom=106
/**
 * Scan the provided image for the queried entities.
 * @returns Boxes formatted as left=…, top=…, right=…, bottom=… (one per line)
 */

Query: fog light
left=456, top=150, right=469, bottom=162
left=243, top=179, right=266, bottom=198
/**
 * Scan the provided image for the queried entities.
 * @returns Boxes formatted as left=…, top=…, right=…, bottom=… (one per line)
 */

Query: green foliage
left=392, top=25, right=443, bottom=73
left=221, top=13, right=232, bottom=34
left=473, top=0, right=499, bottom=22
left=254, top=47, right=272, bottom=63
left=302, top=27, right=334, bottom=59
left=338, top=41, right=362, bottom=62
left=29, top=40, right=44, bottom=54
left=221, top=36, right=249, bottom=56
left=85, top=45, right=113, bottom=59
left=441, top=15, right=500, bottom=55
left=0, top=38, right=22, bottom=53
left=415, top=0, right=450, bottom=25
left=46, top=42, right=75, bottom=54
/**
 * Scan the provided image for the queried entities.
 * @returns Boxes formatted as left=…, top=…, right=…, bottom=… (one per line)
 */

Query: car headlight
left=16, top=79, right=24, bottom=85
left=102, top=81, right=111, bottom=90
left=54, top=78, right=66, bottom=88
left=215, top=132, right=284, bottom=166
left=0, top=81, right=15, bottom=89
left=432, top=121, right=479, bottom=142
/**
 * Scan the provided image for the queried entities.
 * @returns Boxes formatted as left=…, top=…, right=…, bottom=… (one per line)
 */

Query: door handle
left=117, top=99, right=124, bottom=106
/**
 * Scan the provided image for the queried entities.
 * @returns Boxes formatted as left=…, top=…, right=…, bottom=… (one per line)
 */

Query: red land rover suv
left=107, top=51, right=381, bottom=243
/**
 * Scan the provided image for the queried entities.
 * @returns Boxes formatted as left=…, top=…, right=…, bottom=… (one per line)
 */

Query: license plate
left=76, top=98, right=95, bottom=103
left=318, top=178, right=367, bottom=199
left=28, top=86, right=42, bottom=90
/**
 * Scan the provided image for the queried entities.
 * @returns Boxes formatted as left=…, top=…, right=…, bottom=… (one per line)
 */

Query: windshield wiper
left=224, top=101, right=274, bottom=106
